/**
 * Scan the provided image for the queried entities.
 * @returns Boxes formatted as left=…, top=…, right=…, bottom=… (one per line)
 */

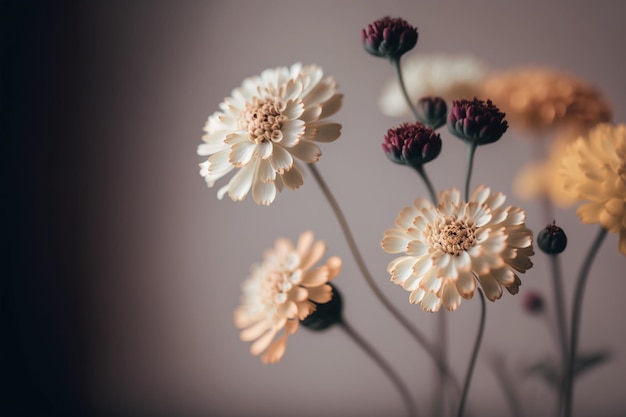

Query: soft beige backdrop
left=81, top=2, right=626, bottom=416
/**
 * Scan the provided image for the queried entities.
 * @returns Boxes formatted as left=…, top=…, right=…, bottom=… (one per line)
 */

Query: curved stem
left=339, top=319, right=417, bottom=417
left=414, top=165, right=438, bottom=204
left=390, top=57, right=420, bottom=121
left=563, top=227, right=608, bottom=417
left=308, top=163, right=462, bottom=396
left=548, top=253, right=568, bottom=417
left=457, top=288, right=486, bottom=417
left=464, top=142, right=478, bottom=201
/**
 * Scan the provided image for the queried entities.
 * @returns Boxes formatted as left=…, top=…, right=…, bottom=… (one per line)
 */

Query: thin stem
left=308, top=163, right=463, bottom=396
left=414, top=165, right=438, bottom=204
left=457, top=288, right=486, bottom=417
left=563, top=227, right=608, bottom=417
left=390, top=57, right=420, bottom=121
left=339, top=319, right=417, bottom=417
left=464, top=142, right=478, bottom=201
left=548, top=253, right=568, bottom=417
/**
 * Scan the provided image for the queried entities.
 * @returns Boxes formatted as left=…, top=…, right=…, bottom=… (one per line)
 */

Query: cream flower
left=381, top=186, right=534, bottom=312
left=379, top=54, right=486, bottom=118
left=234, top=231, right=342, bottom=363
left=482, top=68, right=612, bottom=135
left=198, top=63, right=343, bottom=205
left=560, top=123, right=626, bottom=255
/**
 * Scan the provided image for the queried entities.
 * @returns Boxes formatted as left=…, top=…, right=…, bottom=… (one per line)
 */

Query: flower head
left=379, top=54, right=486, bottom=118
left=448, top=98, right=508, bottom=145
left=381, top=186, right=534, bottom=312
left=523, top=291, right=545, bottom=315
left=382, top=122, right=442, bottom=167
left=482, top=68, right=612, bottom=135
left=416, top=96, right=448, bottom=129
left=560, top=123, right=626, bottom=255
left=234, top=231, right=342, bottom=363
left=198, top=63, right=343, bottom=205
left=362, top=17, right=418, bottom=60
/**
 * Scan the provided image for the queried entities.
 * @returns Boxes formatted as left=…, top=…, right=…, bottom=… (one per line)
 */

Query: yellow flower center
left=429, top=215, right=477, bottom=256
left=239, top=97, right=288, bottom=144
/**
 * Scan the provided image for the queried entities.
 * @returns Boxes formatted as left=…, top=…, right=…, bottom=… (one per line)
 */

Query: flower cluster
left=362, top=17, right=418, bottom=60
left=382, top=122, right=442, bottom=167
left=448, top=98, right=508, bottom=145
left=234, top=231, right=341, bottom=363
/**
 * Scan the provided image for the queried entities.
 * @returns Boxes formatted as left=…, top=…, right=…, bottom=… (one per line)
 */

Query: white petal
left=307, top=122, right=342, bottom=142
left=319, top=94, right=343, bottom=119
left=288, top=140, right=321, bottom=163
left=229, top=141, right=256, bottom=167
left=257, top=159, right=276, bottom=183
left=252, top=179, right=277, bottom=206
left=270, top=145, right=294, bottom=173
left=281, top=167, right=304, bottom=190
left=227, top=162, right=256, bottom=201
left=281, top=120, right=305, bottom=147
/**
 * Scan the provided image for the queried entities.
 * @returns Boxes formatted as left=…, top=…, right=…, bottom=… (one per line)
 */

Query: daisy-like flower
left=482, top=68, right=612, bottom=135
left=560, top=123, right=626, bottom=255
left=378, top=54, right=486, bottom=118
left=234, top=231, right=342, bottom=363
left=381, top=186, right=534, bottom=312
left=198, top=63, right=343, bottom=205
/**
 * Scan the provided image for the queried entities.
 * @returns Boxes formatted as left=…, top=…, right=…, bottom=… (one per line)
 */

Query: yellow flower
left=234, top=231, right=342, bottom=363
left=381, top=186, right=534, bottom=312
left=561, top=124, right=626, bottom=255
left=482, top=68, right=612, bottom=135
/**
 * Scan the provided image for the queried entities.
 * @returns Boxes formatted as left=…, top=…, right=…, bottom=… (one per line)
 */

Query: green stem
left=414, top=164, right=438, bottom=204
left=308, top=163, right=463, bottom=396
left=457, top=288, right=486, bottom=417
left=464, top=142, right=478, bottom=201
left=548, top=253, right=568, bottom=417
left=390, top=57, right=420, bottom=121
left=563, top=227, right=608, bottom=417
left=339, top=319, right=417, bottom=417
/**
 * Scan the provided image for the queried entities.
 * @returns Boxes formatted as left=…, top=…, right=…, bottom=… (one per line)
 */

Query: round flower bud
left=448, top=98, right=508, bottom=145
left=362, top=17, right=418, bottom=60
left=300, top=283, right=343, bottom=331
left=523, top=291, right=544, bottom=314
left=382, top=122, right=442, bottom=168
left=416, top=96, right=448, bottom=129
left=537, top=222, right=568, bottom=254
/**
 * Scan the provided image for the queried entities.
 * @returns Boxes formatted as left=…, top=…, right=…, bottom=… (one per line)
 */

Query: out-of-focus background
left=4, top=1, right=626, bottom=416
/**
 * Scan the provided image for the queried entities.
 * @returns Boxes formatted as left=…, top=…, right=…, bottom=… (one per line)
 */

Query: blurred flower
left=379, top=54, right=486, bottom=118
left=523, top=291, right=545, bottom=314
left=560, top=123, right=626, bottom=255
left=300, top=283, right=343, bottom=331
left=382, top=122, right=442, bottom=167
left=482, top=68, right=612, bottom=135
left=362, top=17, right=418, bottom=60
left=537, top=222, right=568, bottom=255
left=381, top=186, right=534, bottom=312
left=513, top=129, right=580, bottom=207
left=448, top=98, right=508, bottom=145
left=415, top=96, right=448, bottom=129
left=234, top=231, right=342, bottom=363
left=198, top=63, right=342, bottom=205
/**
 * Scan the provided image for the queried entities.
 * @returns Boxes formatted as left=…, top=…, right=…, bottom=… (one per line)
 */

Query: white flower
left=198, top=63, right=343, bottom=205
left=378, top=54, right=486, bottom=118
left=381, top=186, right=534, bottom=312
left=234, top=231, right=342, bottom=363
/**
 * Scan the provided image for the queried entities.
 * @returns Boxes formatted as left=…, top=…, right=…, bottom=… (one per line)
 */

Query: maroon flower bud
left=537, top=222, right=568, bottom=254
left=523, top=291, right=544, bottom=314
left=382, top=122, right=442, bottom=167
left=362, top=17, right=418, bottom=60
left=448, top=98, right=508, bottom=145
left=416, top=96, right=448, bottom=129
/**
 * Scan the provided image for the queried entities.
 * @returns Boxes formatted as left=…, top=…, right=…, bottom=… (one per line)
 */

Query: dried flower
left=416, top=96, right=448, bottom=129
left=448, top=98, right=508, bottom=145
left=537, top=222, right=568, bottom=255
left=381, top=186, right=534, bottom=312
left=362, top=17, right=418, bottom=60
left=382, top=122, right=442, bottom=167
left=560, top=123, right=626, bottom=255
left=198, top=63, right=342, bottom=205
left=482, top=68, right=612, bottom=135
left=234, top=231, right=342, bottom=363
left=379, top=54, right=486, bottom=118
